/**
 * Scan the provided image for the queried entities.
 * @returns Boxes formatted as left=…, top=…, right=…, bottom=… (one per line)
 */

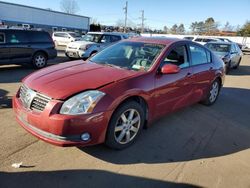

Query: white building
left=0, top=1, right=90, bottom=34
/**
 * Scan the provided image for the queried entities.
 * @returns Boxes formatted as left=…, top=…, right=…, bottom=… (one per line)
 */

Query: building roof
left=0, top=1, right=90, bottom=19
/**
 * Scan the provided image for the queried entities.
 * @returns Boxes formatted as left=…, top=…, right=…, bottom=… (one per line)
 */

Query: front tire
left=233, top=58, right=241, bottom=69
left=105, top=101, right=145, bottom=150
left=202, top=79, right=221, bottom=106
left=32, top=52, right=47, bottom=69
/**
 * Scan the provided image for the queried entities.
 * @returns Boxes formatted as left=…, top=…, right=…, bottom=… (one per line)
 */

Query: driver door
left=154, top=44, right=194, bottom=118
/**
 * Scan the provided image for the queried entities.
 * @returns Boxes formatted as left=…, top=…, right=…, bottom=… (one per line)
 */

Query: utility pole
left=123, top=1, right=128, bottom=33
left=139, top=10, right=146, bottom=33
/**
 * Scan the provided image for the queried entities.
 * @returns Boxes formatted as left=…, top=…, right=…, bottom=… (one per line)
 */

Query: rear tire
left=225, top=61, right=231, bottom=74
left=105, top=101, right=145, bottom=150
left=202, top=79, right=221, bottom=106
left=32, top=52, right=47, bottom=69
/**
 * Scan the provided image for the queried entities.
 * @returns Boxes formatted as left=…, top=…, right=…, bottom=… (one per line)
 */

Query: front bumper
left=65, top=49, right=87, bottom=59
left=13, top=95, right=112, bottom=147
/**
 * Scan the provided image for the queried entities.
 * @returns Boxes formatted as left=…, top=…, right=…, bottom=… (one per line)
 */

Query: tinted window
left=0, top=33, right=5, bottom=43
left=163, top=45, right=189, bottom=68
left=29, top=32, right=52, bottom=43
left=7, top=31, right=28, bottom=43
left=110, top=35, right=121, bottom=42
left=189, top=45, right=208, bottom=65
left=195, top=38, right=203, bottom=42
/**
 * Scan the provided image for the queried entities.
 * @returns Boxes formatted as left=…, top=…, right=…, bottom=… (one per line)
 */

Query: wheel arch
left=109, top=95, right=149, bottom=128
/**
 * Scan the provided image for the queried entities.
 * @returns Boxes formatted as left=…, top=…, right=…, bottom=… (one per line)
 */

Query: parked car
left=0, top=29, right=57, bottom=68
left=205, top=42, right=243, bottom=74
left=193, top=37, right=221, bottom=45
left=13, top=37, right=225, bottom=149
left=52, top=32, right=82, bottom=46
left=65, top=32, right=128, bottom=60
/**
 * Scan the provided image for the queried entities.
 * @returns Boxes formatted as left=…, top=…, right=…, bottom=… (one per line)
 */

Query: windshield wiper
left=104, top=63, right=122, bottom=69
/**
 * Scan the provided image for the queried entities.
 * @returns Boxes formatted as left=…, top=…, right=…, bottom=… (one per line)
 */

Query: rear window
left=194, top=38, right=203, bottom=42
left=0, top=33, right=5, bottom=43
left=189, top=44, right=209, bottom=65
left=206, top=43, right=230, bottom=53
left=29, top=32, right=52, bottom=43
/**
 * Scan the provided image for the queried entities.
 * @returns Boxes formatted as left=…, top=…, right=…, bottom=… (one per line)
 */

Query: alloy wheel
left=209, top=81, right=219, bottom=103
left=114, top=109, right=141, bottom=144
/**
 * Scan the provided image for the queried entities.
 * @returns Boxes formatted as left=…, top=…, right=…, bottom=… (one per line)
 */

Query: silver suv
left=65, top=32, right=128, bottom=60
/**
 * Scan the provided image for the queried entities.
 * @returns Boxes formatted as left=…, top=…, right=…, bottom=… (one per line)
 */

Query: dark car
left=13, top=37, right=225, bottom=149
left=205, top=42, right=243, bottom=74
left=0, top=29, right=57, bottom=68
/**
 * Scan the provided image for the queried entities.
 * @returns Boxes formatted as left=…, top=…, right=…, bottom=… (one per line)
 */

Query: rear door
left=154, top=43, right=194, bottom=118
left=0, top=32, right=10, bottom=64
left=7, top=30, right=33, bottom=63
left=188, top=44, right=214, bottom=102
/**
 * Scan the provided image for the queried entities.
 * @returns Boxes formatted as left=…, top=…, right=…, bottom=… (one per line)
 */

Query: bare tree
left=60, top=0, right=79, bottom=14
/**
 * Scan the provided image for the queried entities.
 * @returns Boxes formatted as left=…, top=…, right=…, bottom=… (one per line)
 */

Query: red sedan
left=13, top=37, right=225, bottom=149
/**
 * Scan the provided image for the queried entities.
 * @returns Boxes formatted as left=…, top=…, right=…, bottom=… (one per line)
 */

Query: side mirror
left=161, top=64, right=180, bottom=74
left=101, top=39, right=106, bottom=43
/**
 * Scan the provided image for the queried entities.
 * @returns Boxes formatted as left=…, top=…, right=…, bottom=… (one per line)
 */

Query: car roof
left=127, top=37, right=182, bottom=45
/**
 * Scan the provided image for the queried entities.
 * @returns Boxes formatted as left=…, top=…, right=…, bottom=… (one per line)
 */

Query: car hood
left=23, top=61, right=141, bottom=99
left=67, top=41, right=95, bottom=48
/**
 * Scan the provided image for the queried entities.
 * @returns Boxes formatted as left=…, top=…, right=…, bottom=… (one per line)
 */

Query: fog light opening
left=81, top=133, right=91, bottom=141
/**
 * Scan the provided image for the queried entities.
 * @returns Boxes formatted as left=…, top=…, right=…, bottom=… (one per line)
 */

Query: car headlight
left=79, top=44, right=92, bottom=51
left=60, top=90, right=105, bottom=115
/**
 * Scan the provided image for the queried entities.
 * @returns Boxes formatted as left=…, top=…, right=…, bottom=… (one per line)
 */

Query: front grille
left=19, top=85, right=51, bottom=112
left=30, top=93, right=51, bottom=111
left=68, top=46, right=77, bottom=49
left=19, top=85, right=28, bottom=104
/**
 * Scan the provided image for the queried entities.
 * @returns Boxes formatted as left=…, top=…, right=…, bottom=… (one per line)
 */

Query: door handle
left=186, top=72, right=192, bottom=77
left=209, top=67, right=213, bottom=70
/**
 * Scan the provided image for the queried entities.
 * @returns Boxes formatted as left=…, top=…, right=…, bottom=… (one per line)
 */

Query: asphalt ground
left=0, top=52, right=250, bottom=188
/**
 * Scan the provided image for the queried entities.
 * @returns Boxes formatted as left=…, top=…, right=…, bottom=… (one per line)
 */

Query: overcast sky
left=1, top=0, right=250, bottom=30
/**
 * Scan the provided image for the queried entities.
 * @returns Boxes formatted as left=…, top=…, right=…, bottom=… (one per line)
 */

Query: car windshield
left=69, top=32, right=81, bottom=38
left=89, top=41, right=165, bottom=71
left=82, top=34, right=102, bottom=43
left=206, top=43, right=230, bottom=53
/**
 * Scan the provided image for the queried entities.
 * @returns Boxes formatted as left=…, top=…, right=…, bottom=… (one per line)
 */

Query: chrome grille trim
left=19, top=85, right=51, bottom=112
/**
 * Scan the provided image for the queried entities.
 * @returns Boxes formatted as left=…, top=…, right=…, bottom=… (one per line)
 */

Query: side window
left=7, top=32, right=28, bottom=43
left=30, top=32, right=51, bottom=43
left=101, top=35, right=111, bottom=43
left=0, top=33, right=5, bottom=43
left=189, top=44, right=208, bottom=65
left=231, top=44, right=236, bottom=53
left=206, top=50, right=212, bottom=63
left=110, top=35, right=121, bottom=42
left=163, top=45, right=189, bottom=68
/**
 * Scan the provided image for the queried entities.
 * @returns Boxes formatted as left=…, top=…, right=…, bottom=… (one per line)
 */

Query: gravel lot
left=0, top=52, right=250, bottom=188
